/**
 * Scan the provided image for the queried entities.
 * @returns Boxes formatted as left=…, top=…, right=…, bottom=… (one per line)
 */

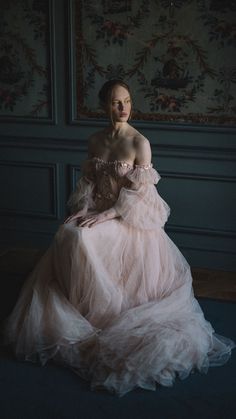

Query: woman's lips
left=120, top=113, right=128, bottom=117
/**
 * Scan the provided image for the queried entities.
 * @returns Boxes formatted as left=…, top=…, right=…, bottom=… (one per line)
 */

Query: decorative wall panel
left=74, top=0, right=236, bottom=124
left=0, top=134, right=236, bottom=270
left=69, top=165, right=82, bottom=191
left=161, top=174, right=236, bottom=234
left=0, top=0, right=55, bottom=121
left=0, top=161, right=59, bottom=219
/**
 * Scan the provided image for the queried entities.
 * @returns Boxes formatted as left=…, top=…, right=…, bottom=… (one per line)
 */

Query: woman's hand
left=78, top=208, right=118, bottom=228
left=64, top=209, right=86, bottom=224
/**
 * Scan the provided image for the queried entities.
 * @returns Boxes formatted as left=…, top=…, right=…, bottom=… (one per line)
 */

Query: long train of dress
left=4, top=158, right=235, bottom=396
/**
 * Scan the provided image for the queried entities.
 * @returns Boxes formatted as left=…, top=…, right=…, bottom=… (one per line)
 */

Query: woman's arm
left=78, top=207, right=118, bottom=228
left=133, top=135, right=152, bottom=167
left=78, top=136, right=152, bottom=228
left=113, top=136, right=170, bottom=230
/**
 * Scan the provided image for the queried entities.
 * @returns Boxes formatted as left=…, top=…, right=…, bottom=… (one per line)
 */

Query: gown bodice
left=67, top=157, right=170, bottom=230
left=84, top=157, right=156, bottom=211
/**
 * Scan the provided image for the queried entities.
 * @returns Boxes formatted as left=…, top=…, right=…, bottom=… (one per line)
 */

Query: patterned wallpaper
left=0, top=0, right=51, bottom=119
left=1, top=0, right=235, bottom=124
left=75, top=0, right=236, bottom=124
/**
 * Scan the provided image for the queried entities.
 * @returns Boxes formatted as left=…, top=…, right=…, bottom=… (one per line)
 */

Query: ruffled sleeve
left=114, top=165, right=170, bottom=230
left=67, top=160, right=96, bottom=215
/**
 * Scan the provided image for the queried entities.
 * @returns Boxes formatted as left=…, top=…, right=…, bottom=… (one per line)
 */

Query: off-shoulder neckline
left=92, top=156, right=133, bottom=167
left=91, top=157, right=152, bottom=169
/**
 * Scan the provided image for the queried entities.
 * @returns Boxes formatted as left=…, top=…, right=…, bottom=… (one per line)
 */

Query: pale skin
left=64, top=84, right=152, bottom=228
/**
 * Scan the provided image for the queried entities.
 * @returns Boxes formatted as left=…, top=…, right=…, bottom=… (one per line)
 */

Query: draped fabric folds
left=4, top=157, right=235, bottom=396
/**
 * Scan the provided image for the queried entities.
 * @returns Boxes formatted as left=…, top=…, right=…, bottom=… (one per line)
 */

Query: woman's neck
left=108, top=122, right=129, bottom=138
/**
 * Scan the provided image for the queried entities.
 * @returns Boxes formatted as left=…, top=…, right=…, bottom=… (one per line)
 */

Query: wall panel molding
left=180, top=244, right=236, bottom=255
left=166, top=224, right=236, bottom=239
left=151, top=146, right=236, bottom=162
left=160, top=171, right=236, bottom=183
left=0, top=0, right=234, bottom=271
left=0, top=0, right=57, bottom=125
left=1, top=136, right=236, bottom=158
left=69, top=165, right=82, bottom=191
left=0, top=161, right=60, bottom=219
left=66, top=0, right=236, bottom=132
left=67, top=0, right=77, bottom=125
left=0, top=143, right=235, bottom=270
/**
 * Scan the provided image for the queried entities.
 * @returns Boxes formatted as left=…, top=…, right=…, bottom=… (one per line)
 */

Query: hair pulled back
left=98, top=79, right=131, bottom=106
left=98, top=79, right=132, bottom=124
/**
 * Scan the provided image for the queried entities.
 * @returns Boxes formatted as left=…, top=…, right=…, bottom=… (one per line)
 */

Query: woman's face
left=108, top=85, right=132, bottom=123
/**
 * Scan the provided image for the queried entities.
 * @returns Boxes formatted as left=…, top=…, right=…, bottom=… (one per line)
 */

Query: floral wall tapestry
left=0, top=0, right=51, bottom=119
left=75, top=0, right=236, bottom=124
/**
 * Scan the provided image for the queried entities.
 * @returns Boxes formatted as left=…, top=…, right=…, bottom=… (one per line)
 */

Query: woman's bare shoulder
left=132, top=130, right=150, bottom=150
left=130, top=129, right=151, bottom=163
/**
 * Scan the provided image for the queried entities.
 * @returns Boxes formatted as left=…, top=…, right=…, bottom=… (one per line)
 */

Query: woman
left=4, top=80, right=235, bottom=396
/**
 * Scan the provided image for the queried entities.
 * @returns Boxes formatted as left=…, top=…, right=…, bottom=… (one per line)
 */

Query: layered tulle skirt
left=4, top=220, right=235, bottom=396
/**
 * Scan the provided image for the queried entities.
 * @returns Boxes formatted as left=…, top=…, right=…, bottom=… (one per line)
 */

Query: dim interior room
left=0, top=1, right=236, bottom=418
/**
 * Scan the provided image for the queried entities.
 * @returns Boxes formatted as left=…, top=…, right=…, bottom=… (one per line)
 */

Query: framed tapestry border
left=70, top=0, right=236, bottom=127
left=0, top=0, right=57, bottom=124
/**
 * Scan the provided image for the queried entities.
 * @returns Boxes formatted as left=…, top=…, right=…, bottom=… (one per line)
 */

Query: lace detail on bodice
left=92, top=157, right=153, bottom=172
left=83, top=157, right=160, bottom=211
left=67, top=157, right=162, bottom=214
left=92, top=158, right=132, bottom=210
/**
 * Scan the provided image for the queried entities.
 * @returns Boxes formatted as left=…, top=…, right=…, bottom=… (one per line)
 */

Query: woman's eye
left=112, top=99, right=130, bottom=106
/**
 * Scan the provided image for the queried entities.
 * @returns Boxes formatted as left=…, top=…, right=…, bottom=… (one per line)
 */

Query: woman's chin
left=113, top=117, right=129, bottom=123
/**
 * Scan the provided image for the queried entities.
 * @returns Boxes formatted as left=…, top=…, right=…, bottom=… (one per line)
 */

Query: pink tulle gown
left=4, top=157, right=235, bottom=396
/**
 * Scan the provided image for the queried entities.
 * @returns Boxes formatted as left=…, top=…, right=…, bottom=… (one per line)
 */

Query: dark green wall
left=0, top=1, right=236, bottom=271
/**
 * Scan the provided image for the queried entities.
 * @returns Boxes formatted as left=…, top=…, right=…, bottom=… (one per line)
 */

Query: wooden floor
left=0, top=247, right=236, bottom=302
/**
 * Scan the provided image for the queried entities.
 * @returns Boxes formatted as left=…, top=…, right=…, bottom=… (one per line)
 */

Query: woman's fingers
left=67, top=213, right=105, bottom=228
left=79, top=216, right=96, bottom=227
left=64, top=216, right=73, bottom=224
left=64, top=215, right=76, bottom=224
left=64, top=213, right=82, bottom=224
left=79, top=215, right=101, bottom=228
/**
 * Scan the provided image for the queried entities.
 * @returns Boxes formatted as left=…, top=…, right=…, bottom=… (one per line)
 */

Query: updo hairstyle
left=98, top=79, right=132, bottom=123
